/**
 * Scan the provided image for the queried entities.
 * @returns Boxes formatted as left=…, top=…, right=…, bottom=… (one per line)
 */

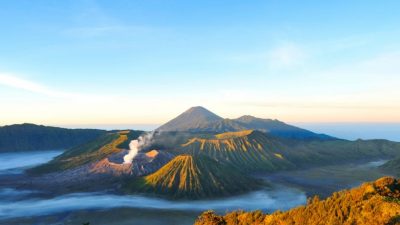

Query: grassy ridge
left=29, top=130, right=142, bottom=174
left=180, top=130, right=295, bottom=172
left=124, top=154, right=261, bottom=199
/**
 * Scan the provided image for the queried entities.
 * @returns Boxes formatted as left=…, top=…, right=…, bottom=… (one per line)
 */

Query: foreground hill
left=179, top=130, right=400, bottom=172
left=195, top=177, right=400, bottom=225
left=157, top=106, right=335, bottom=140
left=124, top=154, right=261, bottom=199
left=0, top=123, right=105, bottom=152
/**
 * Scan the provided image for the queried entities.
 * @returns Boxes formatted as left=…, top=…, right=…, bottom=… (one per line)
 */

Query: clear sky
left=1, top=0, right=400, bottom=127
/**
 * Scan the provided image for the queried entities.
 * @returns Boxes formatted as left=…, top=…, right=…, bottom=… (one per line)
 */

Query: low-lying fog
left=0, top=186, right=306, bottom=219
left=0, top=150, right=390, bottom=225
left=0, top=150, right=63, bottom=174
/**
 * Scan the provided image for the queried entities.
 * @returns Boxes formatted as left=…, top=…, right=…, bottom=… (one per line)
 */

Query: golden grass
left=181, top=130, right=254, bottom=151
left=215, top=130, right=254, bottom=139
left=195, top=177, right=400, bottom=225
left=59, top=133, right=127, bottom=169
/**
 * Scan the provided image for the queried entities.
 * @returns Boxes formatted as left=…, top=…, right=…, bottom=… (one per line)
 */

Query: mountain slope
left=178, top=130, right=400, bottom=172
left=0, top=123, right=105, bottom=152
left=29, top=130, right=143, bottom=174
left=157, top=106, right=223, bottom=132
left=124, top=154, right=261, bottom=199
left=180, top=130, right=295, bottom=171
left=195, top=176, right=400, bottom=225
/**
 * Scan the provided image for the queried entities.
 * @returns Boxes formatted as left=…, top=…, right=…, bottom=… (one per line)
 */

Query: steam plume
left=123, top=132, right=154, bottom=164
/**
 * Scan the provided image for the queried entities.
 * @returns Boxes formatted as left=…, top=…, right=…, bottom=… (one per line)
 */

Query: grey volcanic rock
left=90, top=158, right=133, bottom=176
left=91, top=150, right=175, bottom=177
left=131, top=150, right=175, bottom=176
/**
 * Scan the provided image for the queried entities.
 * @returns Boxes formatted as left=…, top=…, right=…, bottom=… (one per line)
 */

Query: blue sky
left=1, top=0, right=400, bottom=127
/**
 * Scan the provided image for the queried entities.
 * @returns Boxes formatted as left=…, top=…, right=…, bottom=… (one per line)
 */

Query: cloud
left=223, top=42, right=307, bottom=68
left=359, top=52, right=400, bottom=77
left=267, top=43, right=307, bottom=67
left=0, top=73, right=110, bottom=101
left=0, top=73, right=52, bottom=95
left=314, top=51, right=400, bottom=90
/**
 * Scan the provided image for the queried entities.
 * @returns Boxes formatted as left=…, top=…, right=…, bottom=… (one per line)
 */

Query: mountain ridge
left=179, top=130, right=295, bottom=172
left=0, top=123, right=106, bottom=152
left=156, top=106, right=335, bottom=140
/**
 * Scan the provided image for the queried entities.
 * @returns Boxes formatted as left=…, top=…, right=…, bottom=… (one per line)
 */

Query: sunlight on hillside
left=215, top=130, right=254, bottom=139
left=195, top=177, right=400, bottom=225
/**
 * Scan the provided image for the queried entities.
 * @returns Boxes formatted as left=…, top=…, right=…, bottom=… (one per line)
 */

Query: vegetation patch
left=194, top=177, right=400, bottom=225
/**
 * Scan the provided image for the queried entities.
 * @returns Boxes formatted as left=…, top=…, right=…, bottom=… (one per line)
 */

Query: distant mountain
left=235, top=115, right=333, bottom=140
left=0, top=123, right=106, bottom=152
left=156, top=106, right=335, bottom=140
left=195, top=176, right=400, bottom=225
left=157, top=106, right=223, bottom=132
left=124, top=154, right=260, bottom=199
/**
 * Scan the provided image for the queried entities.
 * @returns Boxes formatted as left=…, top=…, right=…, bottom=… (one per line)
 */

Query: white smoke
left=123, top=132, right=154, bottom=164
left=123, top=140, right=139, bottom=164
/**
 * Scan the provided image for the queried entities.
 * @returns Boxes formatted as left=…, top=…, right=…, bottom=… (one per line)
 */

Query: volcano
left=157, top=106, right=335, bottom=140
left=124, top=154, right=261, bottom=199
left=157, top=106, right=223, bottom=132
left=180, top=130, right=295, bottom=171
